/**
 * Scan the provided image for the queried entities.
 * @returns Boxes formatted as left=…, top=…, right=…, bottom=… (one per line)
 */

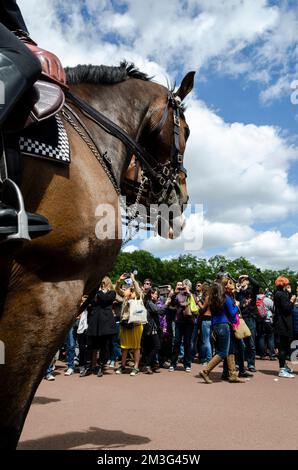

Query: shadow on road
left=195, top=372, right=223, bottom=383
left=33, top=396, right=61, bottom=405
left=18, top=426, right=151, bottom=450
left=258, top=369, right=279, bottom=376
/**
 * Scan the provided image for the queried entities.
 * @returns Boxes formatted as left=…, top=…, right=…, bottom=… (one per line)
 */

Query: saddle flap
left=3, top=81, right=65, bottom=133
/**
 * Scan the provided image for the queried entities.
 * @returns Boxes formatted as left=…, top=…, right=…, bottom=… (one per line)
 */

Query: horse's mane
left=65, top=61, right=150, bottom=85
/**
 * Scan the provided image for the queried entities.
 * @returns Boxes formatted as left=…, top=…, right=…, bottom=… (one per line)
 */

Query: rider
left=0, top=0, right=61, bottom=241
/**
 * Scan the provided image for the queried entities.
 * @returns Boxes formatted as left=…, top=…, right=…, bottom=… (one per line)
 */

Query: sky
left=20, top=0, right=298, bottom=270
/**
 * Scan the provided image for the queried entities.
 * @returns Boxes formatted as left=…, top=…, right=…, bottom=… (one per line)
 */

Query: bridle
left=63, top=88, right=187, bottom=241
left=64, top=89, right=186, bottom=196
left=143, top=91, right=188, bottom=206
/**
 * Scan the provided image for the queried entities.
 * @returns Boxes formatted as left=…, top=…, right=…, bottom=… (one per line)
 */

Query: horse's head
left=136, top=71, right=195, bottom=238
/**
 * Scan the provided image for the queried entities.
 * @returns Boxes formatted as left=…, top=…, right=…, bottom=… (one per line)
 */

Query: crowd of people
left=45, top=271, right=298, bottom=382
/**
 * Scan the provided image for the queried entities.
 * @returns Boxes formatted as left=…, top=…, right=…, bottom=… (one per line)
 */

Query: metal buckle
left=162, top=166, right=170, bottom=176
left=173, top=114, right=180, bottom=126
left=177, top=154, right=183, bottom=164
left=159, top=176, right=166, bottom=186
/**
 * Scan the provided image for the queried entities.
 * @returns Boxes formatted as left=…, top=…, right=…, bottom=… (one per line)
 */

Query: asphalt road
left=18, top=359, right=298, bottom=450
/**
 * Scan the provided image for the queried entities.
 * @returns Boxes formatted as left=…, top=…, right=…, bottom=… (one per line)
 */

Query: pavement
left=18, top=359, right=298, bottom=450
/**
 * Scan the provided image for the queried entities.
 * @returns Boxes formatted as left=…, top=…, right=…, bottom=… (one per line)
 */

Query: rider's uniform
left=0, top=0, right=42, bottom=124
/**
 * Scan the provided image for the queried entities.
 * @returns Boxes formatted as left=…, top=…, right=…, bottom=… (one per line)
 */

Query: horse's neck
left=70, top=82, right=151, bottom=185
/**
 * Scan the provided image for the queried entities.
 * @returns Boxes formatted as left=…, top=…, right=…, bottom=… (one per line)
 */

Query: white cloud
left=226, top=230, right=298, bottom=270
left=122, top=244, right=139, bottom=253
left=140, top=216, right=254, bottom=253
left=185, top=99, right=298, bottom=225
left=19, top=0, right=298, bottom=102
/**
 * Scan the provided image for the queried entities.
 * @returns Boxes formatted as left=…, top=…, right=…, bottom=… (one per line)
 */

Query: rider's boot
left=0, top=179, right=52, bottom=241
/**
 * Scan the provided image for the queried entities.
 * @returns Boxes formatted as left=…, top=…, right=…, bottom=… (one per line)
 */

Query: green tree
left=109, top=249, right=298, bottom=291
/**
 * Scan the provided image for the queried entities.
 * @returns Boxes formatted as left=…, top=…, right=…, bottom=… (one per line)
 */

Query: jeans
left=257, top=324, right=275, bottom=358
left=171, top=322, right=194, bottom=368
left=65, top=323, right=77, bottom=369
left=243, top=317, right=256, bottom=367
left=109, top=321, right=121, bottom=362
left=212, top=323, right=230, bottom=360
left=172, top=321, right=184, bottom=358
left=200, top=319, right=212, bottom=363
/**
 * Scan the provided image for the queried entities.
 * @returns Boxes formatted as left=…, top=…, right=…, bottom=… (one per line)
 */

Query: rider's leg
left=0, top=24, right=51, bottom=240
left=0, top=23, right=41, bottom=125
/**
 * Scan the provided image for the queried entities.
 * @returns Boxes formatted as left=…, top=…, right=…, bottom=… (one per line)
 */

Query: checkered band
left=19, top=114, right=70, bottom=163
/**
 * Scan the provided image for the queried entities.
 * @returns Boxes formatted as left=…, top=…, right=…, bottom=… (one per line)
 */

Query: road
left=18, top=359, right=298, bottom=450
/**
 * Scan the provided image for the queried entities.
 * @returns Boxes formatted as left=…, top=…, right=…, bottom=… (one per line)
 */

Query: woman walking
left=199, top=281, right=244, bottom=384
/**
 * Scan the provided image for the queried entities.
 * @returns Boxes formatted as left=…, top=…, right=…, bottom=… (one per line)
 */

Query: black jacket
left=274, top=290, right=293, bottom=338
left=236, top=276, right=260, bottom=320
left=0, top=0, right=28, bottom=31
left=87, top=290, right=117, bottom=337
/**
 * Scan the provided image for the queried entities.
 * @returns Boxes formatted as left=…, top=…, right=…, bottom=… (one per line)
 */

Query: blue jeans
left=109, top=321, right=121, bottom=362
left=172, top=321, right=184, bottom=358
left=200, top=320, right=212, bottom=363
left=212, top=323, right=230, bottom=360
left=65, top=324, right=77, bottom=369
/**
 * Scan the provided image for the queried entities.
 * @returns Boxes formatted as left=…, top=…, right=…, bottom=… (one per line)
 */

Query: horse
left=0, top=62, right=194, bottom=449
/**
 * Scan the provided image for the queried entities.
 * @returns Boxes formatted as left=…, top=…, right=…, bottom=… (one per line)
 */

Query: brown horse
left=0, top=62, right=194, bottom=449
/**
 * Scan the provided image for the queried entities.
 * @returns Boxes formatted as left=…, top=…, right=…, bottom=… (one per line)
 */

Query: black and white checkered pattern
left=19, top=114, right=70, bottom=163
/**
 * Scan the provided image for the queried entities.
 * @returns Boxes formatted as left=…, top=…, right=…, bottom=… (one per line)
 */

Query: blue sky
left=21, top=0, right=298, bottom=269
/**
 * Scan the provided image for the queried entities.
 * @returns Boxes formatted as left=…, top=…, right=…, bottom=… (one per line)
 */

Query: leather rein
left=63, top=89, right=186, bottom=202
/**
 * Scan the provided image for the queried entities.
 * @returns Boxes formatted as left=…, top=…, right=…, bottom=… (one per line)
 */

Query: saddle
left=0, top=36, right=67, bottom=242
left=4, top=33, right=67, bottom=133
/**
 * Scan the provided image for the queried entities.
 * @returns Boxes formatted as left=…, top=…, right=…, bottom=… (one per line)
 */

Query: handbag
left=233, top=318, right=251, bottom=340
left=120, top=319, right=134, bottom=329
left=128, top=299, right=148, bottom=324
left=189, top=294, right=199, bottom=315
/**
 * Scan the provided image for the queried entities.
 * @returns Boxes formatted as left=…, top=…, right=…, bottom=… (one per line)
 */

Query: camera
left=158, top=285, right=171, bottom=296
left=123, top=269, right=138, bottom=279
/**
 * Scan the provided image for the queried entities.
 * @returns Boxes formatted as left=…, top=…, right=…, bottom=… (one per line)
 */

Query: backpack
left=256, top=295, right=267, bottom=318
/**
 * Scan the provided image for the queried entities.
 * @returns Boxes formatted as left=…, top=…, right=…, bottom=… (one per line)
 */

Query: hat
left=239, top=274, right=249, bottom=281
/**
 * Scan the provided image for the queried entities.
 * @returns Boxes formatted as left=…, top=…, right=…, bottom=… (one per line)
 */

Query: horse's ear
left=175, top=71, right=195, bottom=101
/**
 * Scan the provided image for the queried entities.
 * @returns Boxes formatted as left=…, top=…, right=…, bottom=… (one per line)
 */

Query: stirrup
left=1, top=179, right=30, bottom=241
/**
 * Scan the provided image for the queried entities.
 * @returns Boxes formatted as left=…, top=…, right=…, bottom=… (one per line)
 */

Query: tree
left=108, top=250, right=298, bottom=290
